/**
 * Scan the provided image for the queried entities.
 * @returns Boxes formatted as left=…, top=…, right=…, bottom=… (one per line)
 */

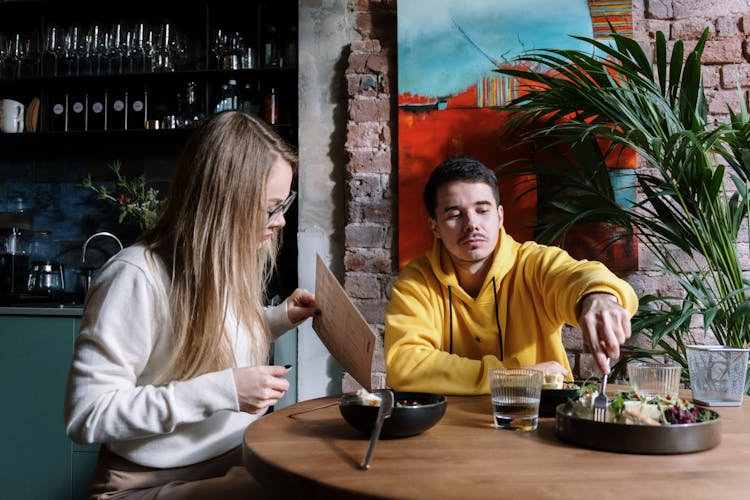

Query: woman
left=65, top=111, right=316, bottom=498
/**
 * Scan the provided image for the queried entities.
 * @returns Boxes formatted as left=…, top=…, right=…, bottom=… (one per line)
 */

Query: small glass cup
left=627, top=361, right=681, bottom=399
left=489, top=368, right=543, bottom=431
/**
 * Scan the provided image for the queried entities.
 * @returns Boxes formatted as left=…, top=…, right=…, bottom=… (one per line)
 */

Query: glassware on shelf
left=106, top=23, right=124, bottom=74
left=12, top=21, right=193, bottom=78
left=1, top=32, right=32, bottom=79
left=263, top=25, right=283, bottom=67
left=128, top=22, right=147, bottom=73
left=152, top=22, right=175, bottom=72
left=211, top=29, right=253, bottom=70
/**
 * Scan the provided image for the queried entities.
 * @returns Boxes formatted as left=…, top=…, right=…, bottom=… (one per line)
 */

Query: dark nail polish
left=284, top=364, right=293, bottom=369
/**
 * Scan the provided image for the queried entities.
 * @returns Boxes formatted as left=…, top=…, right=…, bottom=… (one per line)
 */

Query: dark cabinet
left=0, top=0, right=298, bottom=141
left=0, top=313, right=97, bottom=500
left=0, top=0, right=299, bottom=299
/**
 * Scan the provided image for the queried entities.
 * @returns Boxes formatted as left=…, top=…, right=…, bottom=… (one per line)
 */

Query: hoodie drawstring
left=448, top=285, right=454, bottom=354
left=492, top=277, right=504, bottom=361
left=448, top=280, right=503, bottom=361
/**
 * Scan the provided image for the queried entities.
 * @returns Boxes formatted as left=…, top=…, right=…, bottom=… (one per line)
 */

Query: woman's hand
left=286, top=288, right=318, bottom=324
left=232, top=365, right=292, bottom=414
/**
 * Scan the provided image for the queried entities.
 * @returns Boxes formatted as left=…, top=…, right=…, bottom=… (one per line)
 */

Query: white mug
left=0, top=99, right=25, bottom=133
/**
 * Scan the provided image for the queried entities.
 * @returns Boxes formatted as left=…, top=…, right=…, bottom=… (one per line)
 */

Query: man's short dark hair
left=423, top=157, right=501, bottom=218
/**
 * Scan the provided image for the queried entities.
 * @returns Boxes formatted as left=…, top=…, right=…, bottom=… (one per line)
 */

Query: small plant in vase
left=82, top=160, right=163, bottom=232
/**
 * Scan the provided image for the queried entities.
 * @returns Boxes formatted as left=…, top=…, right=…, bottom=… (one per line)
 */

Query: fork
left=593, top=358, right=610, bottom=422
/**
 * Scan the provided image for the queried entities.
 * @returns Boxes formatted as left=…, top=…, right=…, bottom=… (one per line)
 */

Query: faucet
left=81, top=231, right=124, bottom=265
left=78, top=232, right=124, bottom=297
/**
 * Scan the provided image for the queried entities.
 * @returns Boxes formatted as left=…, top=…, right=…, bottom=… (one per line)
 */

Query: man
left=385, top=157, right=638, bottom=395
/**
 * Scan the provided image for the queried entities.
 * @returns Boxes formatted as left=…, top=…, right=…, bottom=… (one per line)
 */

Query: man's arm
left=577, top=292, right=632, bottom=375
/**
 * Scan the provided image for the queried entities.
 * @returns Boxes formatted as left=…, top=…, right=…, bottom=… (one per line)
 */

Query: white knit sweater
left=64, top=245, right=295, bottom=468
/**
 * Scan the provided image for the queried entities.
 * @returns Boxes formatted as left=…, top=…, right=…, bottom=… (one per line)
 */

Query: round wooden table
left=243, top=392, right=750, bottom=499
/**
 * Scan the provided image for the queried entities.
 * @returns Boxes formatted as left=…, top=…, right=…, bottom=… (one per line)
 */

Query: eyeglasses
left=266, top=190, right=297, bottom=227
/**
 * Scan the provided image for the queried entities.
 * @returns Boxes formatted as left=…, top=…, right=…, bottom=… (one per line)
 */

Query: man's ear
left=429, top=217, right=440, bottom=239
left=497, top=205, right=504, bottom=227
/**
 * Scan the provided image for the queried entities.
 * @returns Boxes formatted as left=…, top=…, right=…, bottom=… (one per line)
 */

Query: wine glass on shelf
left=128, top=22, right=147, bottom=73
left=107, top=23, right=124, bottom=74
left=79, top=24, right=101, bottom=75
left=20, top=31, right=39, bottom=77
left=152, top=22, right=174, bottom=72
left=211, top=29, right=226, bottom=70
left=43, top=26, right=63, bottom=76
left=0, top=33, right=6, bottom=79
left=4, top=33, right=23, bottom=78
left=62, top=25, right=82, bottom=76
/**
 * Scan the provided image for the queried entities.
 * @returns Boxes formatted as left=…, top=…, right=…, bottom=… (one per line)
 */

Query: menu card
left=312, top=254, right=375, bottom=390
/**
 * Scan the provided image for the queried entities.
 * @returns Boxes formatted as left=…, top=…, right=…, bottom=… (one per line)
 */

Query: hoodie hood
left=427, top=227, right=520, bottom=301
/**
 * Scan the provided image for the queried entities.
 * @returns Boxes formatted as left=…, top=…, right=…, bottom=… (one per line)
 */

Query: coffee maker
left=0, top=226, right=31, bottom=300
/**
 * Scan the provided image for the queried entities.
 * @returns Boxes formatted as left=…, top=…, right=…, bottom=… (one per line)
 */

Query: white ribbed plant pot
left=686, top=345, right=750, bottom=407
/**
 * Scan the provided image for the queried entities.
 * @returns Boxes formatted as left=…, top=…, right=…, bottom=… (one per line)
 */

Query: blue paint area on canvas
left=398, top=0, right=594, bottom=97
left=609, top=168, right=637, bottom=210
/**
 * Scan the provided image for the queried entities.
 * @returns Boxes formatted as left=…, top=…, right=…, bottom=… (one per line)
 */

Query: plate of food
left=555, top=387, right=721, bottom=454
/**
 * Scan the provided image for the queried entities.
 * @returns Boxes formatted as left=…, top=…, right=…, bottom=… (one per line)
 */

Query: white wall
left=295, top=0, right=352, bottom=400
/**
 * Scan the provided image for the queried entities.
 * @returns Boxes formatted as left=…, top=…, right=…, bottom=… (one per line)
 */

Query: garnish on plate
left=575, top=386, right=716, bottom=425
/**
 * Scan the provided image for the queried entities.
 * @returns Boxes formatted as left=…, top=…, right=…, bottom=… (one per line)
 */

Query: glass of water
left=490, top=368, right=543, bottom=431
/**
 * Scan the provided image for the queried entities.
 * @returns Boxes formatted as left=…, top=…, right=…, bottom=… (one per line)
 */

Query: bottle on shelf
left=285, top=26, right=298, bottom=67
left=261, top=86, right=278, bottom=125
left=264, top=25, right=283, bottom=67
left=128, top=88, right=147, bottom=130
left=215, top=79, right=239, bottom=113
left=108, top=88, right=128, bottom=131
left=48, top=91, right=68, bottom=132
left=181, top=80, right=205, bottom=126
left=68, top=89, right=86, bottom=132
left=241, top=82, right=259, bottom=116
left=87, top=89, right=107, bottom=131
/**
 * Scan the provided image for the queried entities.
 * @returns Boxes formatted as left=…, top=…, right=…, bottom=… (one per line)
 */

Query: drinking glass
left=489, top=368, right=543, bottom=431
left=627, top=361, right=681, bottom=399
left=2, top=33, right=23, bottom=78
left=128, top=23, right=147, bottom=73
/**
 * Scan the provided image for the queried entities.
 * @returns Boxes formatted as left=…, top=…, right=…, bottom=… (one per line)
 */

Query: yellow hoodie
left=384, top=229, right=638, bottom=395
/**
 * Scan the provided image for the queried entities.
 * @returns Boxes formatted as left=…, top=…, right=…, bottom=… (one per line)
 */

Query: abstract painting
left=397, top=0, right=635, bottom=270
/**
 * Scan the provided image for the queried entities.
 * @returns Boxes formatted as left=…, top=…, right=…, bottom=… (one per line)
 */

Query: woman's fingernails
left=284, top=364, right=293, bottom=369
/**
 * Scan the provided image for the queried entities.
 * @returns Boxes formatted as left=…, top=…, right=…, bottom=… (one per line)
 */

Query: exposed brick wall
left=342, top=0, right=750, bottom=390
left=343, top=0, right=397, bottom=391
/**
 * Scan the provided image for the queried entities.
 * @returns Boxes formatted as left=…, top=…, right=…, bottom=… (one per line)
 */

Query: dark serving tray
left=555, top=403, right=722, bottom=454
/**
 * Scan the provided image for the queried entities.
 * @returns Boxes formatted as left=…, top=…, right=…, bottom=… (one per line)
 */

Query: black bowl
left=339, top=390, right=447, bottom=438
left=539, top=387, right=579, bottom=417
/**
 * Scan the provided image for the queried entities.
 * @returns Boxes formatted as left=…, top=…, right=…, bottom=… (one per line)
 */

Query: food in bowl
left=542, top=373, right=565, bottom=389
left=355, top=388, right=383, bottom=406
left=539, top=380, right=580, bottom=417
left=571, top=386, right=717, bottom=426
left=340, top=390, right=447, bottom=438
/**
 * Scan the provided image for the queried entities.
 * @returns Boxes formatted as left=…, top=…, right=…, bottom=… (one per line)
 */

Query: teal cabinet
left=0, top=314, right=97, bottom=500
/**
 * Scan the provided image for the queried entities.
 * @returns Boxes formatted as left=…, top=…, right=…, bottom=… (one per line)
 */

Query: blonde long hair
left=141, top=111, right=298, bottom=382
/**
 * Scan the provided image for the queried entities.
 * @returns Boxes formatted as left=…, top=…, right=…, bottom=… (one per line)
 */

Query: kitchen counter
left=0, top=304, right=83, bottom=316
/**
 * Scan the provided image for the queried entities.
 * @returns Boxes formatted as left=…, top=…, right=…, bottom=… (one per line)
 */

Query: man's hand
left=578, top=293, right=631, bottom=375
left=525, top=361, right=569, bottom=378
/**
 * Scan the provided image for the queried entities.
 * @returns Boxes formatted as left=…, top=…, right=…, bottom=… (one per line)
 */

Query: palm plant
left=494, top=28, right=750, bottom=391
